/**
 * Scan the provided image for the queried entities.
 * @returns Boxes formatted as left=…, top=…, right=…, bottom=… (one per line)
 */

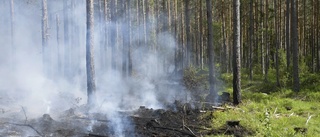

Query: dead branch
left=4, top=122, right=43, bottom=137
left=306, top=113, right=313, bottom=125
left=20, top=106, right=28, bottom=124
left=184, top=125, right=197, bottom=136
left=152, top=125, right=197, bottom=137
left=211, top=106, right=226, bottom=110
left=87, top=133, right=108, bottom=137
left=74, top=117, right=110, bottom=123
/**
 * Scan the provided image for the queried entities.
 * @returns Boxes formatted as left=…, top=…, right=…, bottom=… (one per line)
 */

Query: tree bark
left=42, top=0, right=49, bottom=74
left=265, top=0, right=269, bottom=82
left=292, top=0, right=300, bottom=92
left=206, top=0, right=217, bottom=101
left=248, top=0, right=253, bottom=81
left=86, top=0, right=96, bottom=105
left=10, top=0, right=15, bottom=68
left=184, top=0, right=191, bottom=67
left=110, top=0, right=117, bottom=70
left=286, top=0, right=291, bottom=70
left=63, top=0, right=69, bottom=78
left=274, top=0, right=280, bottom=87
left=233, top=0, right=241, bottom=105
left=56, top=14, right=61, bottom=75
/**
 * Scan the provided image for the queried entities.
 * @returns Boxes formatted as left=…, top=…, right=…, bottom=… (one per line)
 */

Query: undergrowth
left=186, top=65, right=320, bottom=136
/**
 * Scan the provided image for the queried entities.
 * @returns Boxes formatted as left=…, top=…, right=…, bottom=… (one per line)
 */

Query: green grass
left=205, top=84, right=320, bottom=137
left=184, top=68, right=320, bottom=136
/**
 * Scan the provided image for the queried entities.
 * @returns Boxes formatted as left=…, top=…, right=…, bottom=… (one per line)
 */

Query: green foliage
left=183, top=67, right=209, bottom=100
left=207, top=88, right=320, bottom=136
left=301, top=73, right=320, bottom=92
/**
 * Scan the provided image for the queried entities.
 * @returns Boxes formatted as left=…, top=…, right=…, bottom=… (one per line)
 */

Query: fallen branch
left=74, top=117, right=110, bottom=123
left=4, top=122, right=43, bottom=137
left=212, top=106, right=226, bottom=110
left=184, top=125, right=197, bottom=136
left=152, top=125, right=197, bottom=137
left=88, top=133, right=108, bottom=137
left=20, top=106, right=28, bottom=124
left=306, top=113, right=313, bottom=125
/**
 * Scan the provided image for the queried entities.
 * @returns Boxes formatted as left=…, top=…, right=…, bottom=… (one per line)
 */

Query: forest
left=0, top=0, right=319, bottom=136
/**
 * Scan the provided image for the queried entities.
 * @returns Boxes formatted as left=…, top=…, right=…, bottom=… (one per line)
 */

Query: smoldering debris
left=0, top=103, right=210, bottom=137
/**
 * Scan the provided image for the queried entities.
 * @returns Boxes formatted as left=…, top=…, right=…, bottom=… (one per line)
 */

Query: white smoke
left=0, top=0, right=188, bottom=136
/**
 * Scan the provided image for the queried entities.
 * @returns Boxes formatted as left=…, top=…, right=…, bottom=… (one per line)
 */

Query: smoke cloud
left=0, top=0, right=189, bottom=136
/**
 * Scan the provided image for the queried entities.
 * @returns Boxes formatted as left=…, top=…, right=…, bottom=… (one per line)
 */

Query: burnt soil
left=0, top=101, right=254, bottom=137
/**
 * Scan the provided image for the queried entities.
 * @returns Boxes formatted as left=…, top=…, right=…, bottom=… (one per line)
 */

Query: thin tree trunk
left=312, top=0, right=315, bottom=73
left=274, top=0, right=280, bottom=86
left=122, top=0, right=128, bottom=77
left=286, top=0, right=290, bottom=70
left=233, top=0, right=241, bottom=105
left=260, top=0, right=265, bottom=75
left=56, top=14, right=61, bottom=75
left=103, top=0, right=109, bottom=70
left=249, top=0, right=253, bottom=80
left=206, top=0, right=217, bottom=101
left=110, top=0, right=117, bottom=70
left=184, top=0, right=191, bottom=67
left=199, top=0, right=203, bottom=69
left=127, top=0, right=132, bottom=76
left=63, top=0, right=69, bottom=78
left=316, top=0, right=320, bottom=72
left=221, top=2, right=228, bottom=73
left=10, top=0, right=15, bottom=68
left=86, top=0, right=96, bottom=105
left=265, top=0, right=269, bottom=82
left=42, top=0, right=49, bottom=74
left=292, top=0, right=300, bottom=92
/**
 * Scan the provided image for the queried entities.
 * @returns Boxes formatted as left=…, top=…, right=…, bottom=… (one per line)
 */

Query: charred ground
left=0, top=100, right=254, bottom=137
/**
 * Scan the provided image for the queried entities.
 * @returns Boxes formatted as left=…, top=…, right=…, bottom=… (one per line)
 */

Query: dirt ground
left=0, top=101, right=254, bottom=137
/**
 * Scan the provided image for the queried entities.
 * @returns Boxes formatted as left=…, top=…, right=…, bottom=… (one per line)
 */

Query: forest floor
left=0, top=100, right=254, bottom=137
left=1, top=73, right=320, bottom=136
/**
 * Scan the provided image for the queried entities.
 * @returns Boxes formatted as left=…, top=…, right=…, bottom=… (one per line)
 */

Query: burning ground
left=0, top=100, right=254, bottom=137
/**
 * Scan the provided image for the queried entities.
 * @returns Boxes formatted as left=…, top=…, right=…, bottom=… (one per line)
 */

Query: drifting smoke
left=0, top=0, right=189, bottom=136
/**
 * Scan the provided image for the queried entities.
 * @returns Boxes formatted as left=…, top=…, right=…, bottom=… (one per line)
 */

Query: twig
left=306, top=113, right=313, bottom=125
left=184, top=125, right=197, bottom=136
left=212, top=106, right=225, bottom=110
left=289, top=112, right=294, bottom=117
left=74, top=117, right=110, bottom=123
left=273, top=107, right=278, bottom=115
left=88, top=133, right=108, bottom=137
left=152, top=125, right=197, bottom=137
left=20, top=106, right=28, bottom=124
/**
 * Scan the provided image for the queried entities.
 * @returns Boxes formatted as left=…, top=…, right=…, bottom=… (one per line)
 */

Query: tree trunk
left=199, top=0, right=203, bottom=69
left=249, top=0, right=253, bottom=81
left=86, top=0, right=96, bottom=105
left=110, top=0, right=117, bottom=70
left=265, top=0, right=269, bottom=82
left=274, top=0, right=280, bottom=87
left=42, top=0, right=49, bottom=74
left=56, top=14, right=61, bottom=75
left=260, top=0, right=265, bottom=75
left=221, top=3, right=228, bottom=73
left=184, top=0, right=191, bottom=67
left=63, top=0, right=69, bottom=78
left=122, top=0, right=128, bottom=78
left=10, top=0, right=15, bottom=67
left=233, top=0, right=241, bottom=105
left=206, top=0, right=217, bottom=101
left=286, top=0, right=290, bottom=70
left=292, top=0, right=300, bottom=92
